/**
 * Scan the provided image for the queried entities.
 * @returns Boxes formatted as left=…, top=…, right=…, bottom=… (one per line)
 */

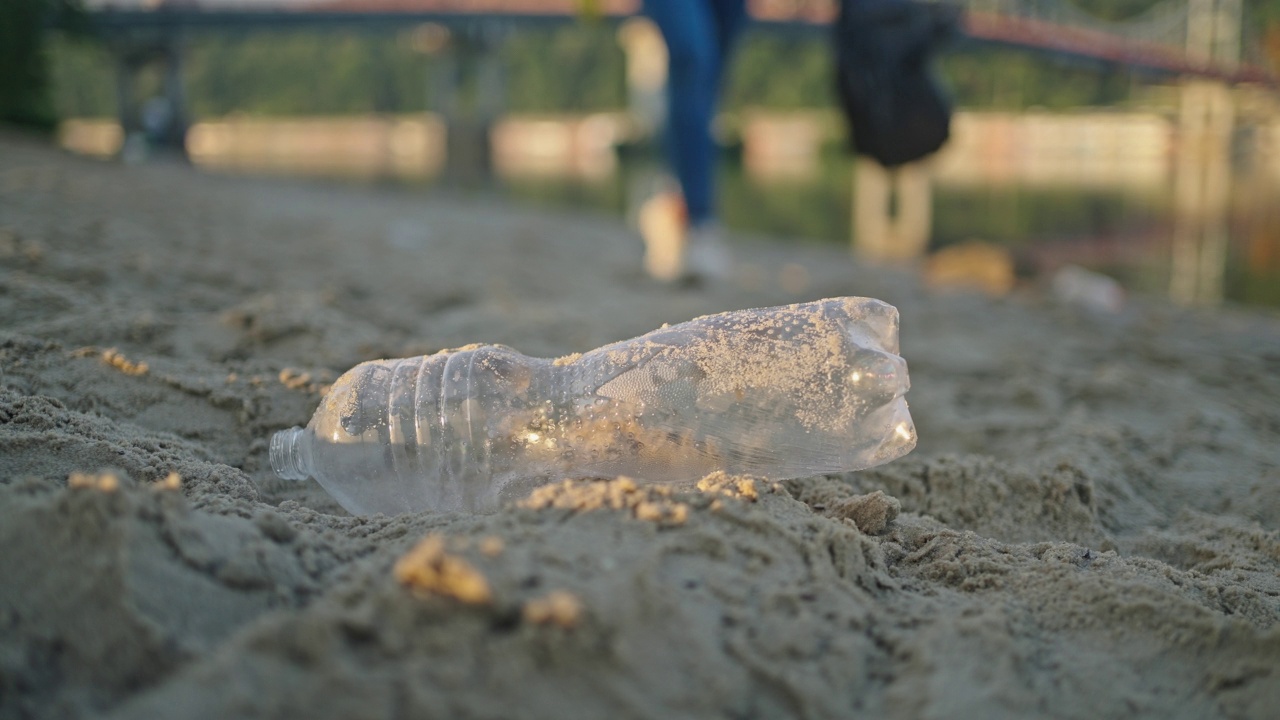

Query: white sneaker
left=685, top=222, right=733, bottom=282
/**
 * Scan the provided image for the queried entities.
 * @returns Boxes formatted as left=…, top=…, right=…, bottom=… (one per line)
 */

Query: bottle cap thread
left=270, top=427, right=310, bottom=481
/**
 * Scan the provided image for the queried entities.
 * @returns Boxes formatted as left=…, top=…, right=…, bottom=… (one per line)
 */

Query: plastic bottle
left=270, top=297, right=916, bottom=515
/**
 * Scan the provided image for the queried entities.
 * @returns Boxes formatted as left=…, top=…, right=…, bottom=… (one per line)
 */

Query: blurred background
left=13, top=0, right=1280, bottom=307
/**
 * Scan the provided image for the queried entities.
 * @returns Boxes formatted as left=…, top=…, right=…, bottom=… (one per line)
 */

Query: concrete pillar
left=1170, top=80, right=1234, bottom=305
left=114, top=54, right=138, bottom=138
left=430, top=49, right=459, bottom=119
left=1170, top=0, right=1239, bottom=305
left=160, top=38, right=189, bottom=155
left=433, top=28, right=504, bottom=185
left=112, top=32, right=190, bottom=161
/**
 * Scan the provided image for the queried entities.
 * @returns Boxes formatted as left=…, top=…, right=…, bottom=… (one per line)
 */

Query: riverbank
left=1, top=131, right=1277, bottom=719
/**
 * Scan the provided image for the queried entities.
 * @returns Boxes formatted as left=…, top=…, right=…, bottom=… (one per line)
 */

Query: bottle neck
left=270, top=427, right=312, bottom=481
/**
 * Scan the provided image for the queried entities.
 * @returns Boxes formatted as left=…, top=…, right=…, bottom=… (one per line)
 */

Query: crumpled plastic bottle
left=270, top=297, right=916, bottom=515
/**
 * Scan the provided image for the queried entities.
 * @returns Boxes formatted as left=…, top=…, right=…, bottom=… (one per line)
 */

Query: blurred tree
left=503, top=26, right=625, bottom=112
left=726, top=34, right=834, bottom=110
left=186, top=32, right=425, bottom=117
left=0, top=0, right=85, bottom=131
left=1071, top=0, right=1166, bottom=21
left=48, top=34, right=114, bottom=118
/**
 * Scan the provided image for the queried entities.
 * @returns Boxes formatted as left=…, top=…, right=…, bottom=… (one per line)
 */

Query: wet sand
left=1, top=131, right=1277, bottom=719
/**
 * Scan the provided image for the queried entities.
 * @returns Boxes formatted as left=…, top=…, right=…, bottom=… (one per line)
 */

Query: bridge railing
left=82, top=0, right=1273, bottom=84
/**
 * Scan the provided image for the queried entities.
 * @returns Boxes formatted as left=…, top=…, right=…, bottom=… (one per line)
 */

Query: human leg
left=708, top=0, right=749, bottom=82
left=680, top=0, right=746, bottom=279
left=641, top=0, right=720, bottom=226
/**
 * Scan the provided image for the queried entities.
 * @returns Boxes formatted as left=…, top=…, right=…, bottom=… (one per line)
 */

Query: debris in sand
left=270, top=298, right=914, bottom=516
left=523, top=590, right=584, bottom=628
left=394, top=535, right=493, bottom=605
left=0, top=227, right=43, bottom=261
left=696, top=472, right=760, bottom=502
left=520, top=477, right=691, bottom=525
left=277, top=367, right=332, bottom=394
left=67, top=471, right=120, bottom=492
left=278, top=368, right=312, bottom=390
left=101, top=348, right=148, bottom=376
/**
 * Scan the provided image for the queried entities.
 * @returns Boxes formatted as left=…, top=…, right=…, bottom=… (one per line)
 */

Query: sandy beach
left=1, top=130, right=1277, bottom=719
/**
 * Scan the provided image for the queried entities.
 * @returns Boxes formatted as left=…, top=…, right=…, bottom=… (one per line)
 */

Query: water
left=59, top=111, right=1280, bottom=309
left=507, top=149, right=1278, bottom=309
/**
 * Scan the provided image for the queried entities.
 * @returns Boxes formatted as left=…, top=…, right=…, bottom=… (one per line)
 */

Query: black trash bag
left=834, top=0, right=960, bottom=167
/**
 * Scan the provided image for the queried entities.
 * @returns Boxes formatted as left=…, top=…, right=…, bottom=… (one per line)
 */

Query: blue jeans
left=642, top=0, right=748, bottom=227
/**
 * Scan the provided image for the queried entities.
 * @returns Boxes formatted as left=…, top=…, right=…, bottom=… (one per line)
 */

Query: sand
left=1, top=130, right=1277, bottom=719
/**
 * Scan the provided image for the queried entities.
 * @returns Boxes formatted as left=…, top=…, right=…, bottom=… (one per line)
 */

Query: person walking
left=638, top=0, right=748, bottom=282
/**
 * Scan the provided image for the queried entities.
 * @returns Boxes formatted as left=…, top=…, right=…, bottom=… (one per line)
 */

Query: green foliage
left=940, top=48, right=1135, bottom=110
left=1257, top=0, right=1280, bottom=23
left=50, top=26, right=627, bottom=119
left=47, top=34, right=113, bottom=119
left=503, top=25, right=625, bottom=112
left=1069, top=0, right=1166, bottom=21
left=1232, top=266, right=1280, bottom=305
left=725, top=34, right=836, bottom=111
left=185, top=31, right=427, bottom=117
left=0, top=0, right=85, bottom=130
left=719, top=151, right=853, bottom=242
